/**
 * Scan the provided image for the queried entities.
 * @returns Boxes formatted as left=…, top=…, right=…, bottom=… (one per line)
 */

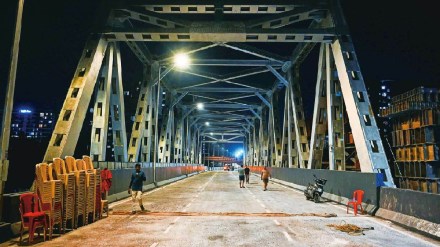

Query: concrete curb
left=375, top=208, right=440, bottom=238
left=259, top=175, right=377, bottom=214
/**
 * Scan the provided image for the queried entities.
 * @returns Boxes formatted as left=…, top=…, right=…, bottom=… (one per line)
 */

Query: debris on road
left=327, top=221, right=374, bottom=236
left=112, top=211, right=337, bottom=218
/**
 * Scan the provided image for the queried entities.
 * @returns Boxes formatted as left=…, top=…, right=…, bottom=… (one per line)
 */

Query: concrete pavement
left=5, top=171, right=439, bottom=247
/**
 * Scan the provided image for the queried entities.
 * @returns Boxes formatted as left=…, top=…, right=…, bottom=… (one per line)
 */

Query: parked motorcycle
left=304, top=174, right=327, bottom=203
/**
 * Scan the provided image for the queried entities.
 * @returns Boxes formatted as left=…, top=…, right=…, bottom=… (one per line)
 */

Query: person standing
left=238, top=165, right=245, bottom=188
left=128, top=163, right=147, bottom=214
left=261, top=166, right=271, bottom=191
left=244, top=166, right=250, bottom=184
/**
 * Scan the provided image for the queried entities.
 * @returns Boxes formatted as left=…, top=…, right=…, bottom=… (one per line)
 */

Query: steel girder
left=40, top=0, right=395, bottom=188
left=110, top=43, right=128, bottom=162
left=175, top=87, right=268, bottom=93
left=332, top=39, right=394, bottom=186
left=44, top=36, right=108, bottom=162
left=90, top=44, right=114, bottom=161
left=127, top=63, right=159, bottom=162
left=307, top=43, right=345, bottom=170
left=281, top=85, right=298, bottom=168
left=104, top=26, right=334, bottom=43
left=287, top=67, right=309, bottom=168
left=308, top=44, right=327, bottom=169
left=173, top=119, right=184, bottom=163
left=166, top=59, right=285, bottom=67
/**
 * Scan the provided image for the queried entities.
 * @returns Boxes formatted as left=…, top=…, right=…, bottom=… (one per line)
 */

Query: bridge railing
left=94, top=161, right=203, bottom=170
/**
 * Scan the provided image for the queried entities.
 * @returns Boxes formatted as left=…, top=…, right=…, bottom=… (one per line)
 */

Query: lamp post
left=153, top=53, right=190, bottom=183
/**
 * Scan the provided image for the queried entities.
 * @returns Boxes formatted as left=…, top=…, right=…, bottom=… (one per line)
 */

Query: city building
left=11, top=107, right=55, bottom=139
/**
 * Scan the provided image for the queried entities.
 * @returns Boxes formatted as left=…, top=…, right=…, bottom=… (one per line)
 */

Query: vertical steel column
left=330, top=0, right=394, bottom=185
left=185, top=116, right=190, bottom=163
left=260, top=109, right=269, bottom=166
left=271, top=93, right=282, bottom=167
left=252, top=122, right=259, bottom=166
left=281, top=88, right=292, bottom=167
left=287, top=67, right=309, bottom=168
left=174, top=119, right=184, bottom=163
left=326, top=44, right=335, bottom=170
left=327, top=45, right=345, bottom=170
left=158, top=107, right=174, bottom=164
left=0, top=0, right=24, bottom=220
left=308, top=44, right=327, bottom=169
left=332, top=39, right=394, bottom=186
left=44, top=36, right=108, bottom=162
left=110, top=43, right=128, bottom=162
left=90, top=44, right=114, bottom=161
left=140, top=80, right=155, bottom=162
left=127, top=63, right=158, bottom=162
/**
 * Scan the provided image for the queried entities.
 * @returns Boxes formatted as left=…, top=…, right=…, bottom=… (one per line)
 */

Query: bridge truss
left=42, top=0, right=395, bottom=186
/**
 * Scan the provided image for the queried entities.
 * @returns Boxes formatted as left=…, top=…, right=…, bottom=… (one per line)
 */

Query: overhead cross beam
left=167, top=59, right=285, bottom=67
left=246, top=7, right=327, bottom=29
left=176, top=87, right=268, bottom=93
left=103, top=26, right=335, bottom=43
left=176, top=67, right=269, bottom=90
left=221, top=43, right=287, bottom=62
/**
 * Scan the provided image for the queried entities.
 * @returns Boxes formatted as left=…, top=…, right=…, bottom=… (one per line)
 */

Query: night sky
left=1, top=0, right=439, bottom=111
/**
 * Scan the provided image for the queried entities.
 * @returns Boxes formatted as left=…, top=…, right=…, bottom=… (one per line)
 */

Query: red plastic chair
left=347, top=190, right=364, bottom=216
left=19, top=193, right=47, bottom=244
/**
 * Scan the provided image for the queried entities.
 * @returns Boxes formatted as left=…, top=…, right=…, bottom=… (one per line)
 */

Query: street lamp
left=196, top=103, right=204, bottom=110
left=173, top=53, right=190, bottom=69
left=205, top=122, right=210, bottom=126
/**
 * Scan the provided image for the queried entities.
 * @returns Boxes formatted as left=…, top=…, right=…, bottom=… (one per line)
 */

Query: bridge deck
left=10, top=172, right=438, bottom=246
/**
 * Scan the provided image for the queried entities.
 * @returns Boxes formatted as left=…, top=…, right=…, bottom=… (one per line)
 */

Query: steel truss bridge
left=35, top=0, right=393, bottom=187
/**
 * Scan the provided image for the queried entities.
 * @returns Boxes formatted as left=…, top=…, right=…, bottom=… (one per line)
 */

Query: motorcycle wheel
left=313, top=194, right=320, bottom=203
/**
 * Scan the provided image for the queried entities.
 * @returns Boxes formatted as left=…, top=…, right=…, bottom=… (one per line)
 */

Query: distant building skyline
left=11, top=106, right=55, bottom=140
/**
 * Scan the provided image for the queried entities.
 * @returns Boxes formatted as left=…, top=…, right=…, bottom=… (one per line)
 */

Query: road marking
left=150, top=242, right=158, bottom=247
left=186, top=203, right=192, bottom=208
left=283, top=231, right=293, bottom=242
left=256, top=199, right=262, bottom=203
left=173, top=217, right=180, bottom=223
left=163, top=225, right=172, bottom=234
left=287, top=226, right=296, bottom=236
left=259, top=203, right=266, bottom=208
left=273, top=220, right=281, bottom=226
left=265, top=209, right=271, bottom=213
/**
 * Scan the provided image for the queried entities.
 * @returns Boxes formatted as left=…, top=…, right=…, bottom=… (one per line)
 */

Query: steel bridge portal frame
left=42, top=0, right=395, bottom=186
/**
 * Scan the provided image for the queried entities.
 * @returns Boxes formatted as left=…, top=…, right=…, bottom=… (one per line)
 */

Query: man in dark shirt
left=244, top=166, right=250, bottom=184
left=128, top=163, right=147, bottom=214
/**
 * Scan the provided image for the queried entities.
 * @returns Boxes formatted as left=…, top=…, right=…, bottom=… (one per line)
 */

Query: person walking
left=261, top=166, right=271, bottom=191
left=238, top=165, right=245, bottom=188
left=128, top=163, right=147, bottom=214
left=244, top=166, right=250, bottom=184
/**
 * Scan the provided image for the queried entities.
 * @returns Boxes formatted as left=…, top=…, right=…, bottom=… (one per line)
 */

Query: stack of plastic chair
left=65, top=156, right=86, bottom=228
left=51, top=158, right=75, bottom=231
left=76, top=159, right=96, bottom=224
left=35, top=163, right=63, bottom=239
left=19, top=192, right=47, bottom=244
left=83, top=155, right=102, bottom=220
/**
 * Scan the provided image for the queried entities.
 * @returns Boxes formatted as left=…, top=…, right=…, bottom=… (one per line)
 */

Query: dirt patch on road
left=112, top=211, right=337, bottom=218
left=208, top=235, right=224, bottom=241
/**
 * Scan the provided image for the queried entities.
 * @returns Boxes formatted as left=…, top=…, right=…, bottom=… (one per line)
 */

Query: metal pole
left=0, top=0, right=25, bottom=221
left=152, top=66, right=161, bottom=184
